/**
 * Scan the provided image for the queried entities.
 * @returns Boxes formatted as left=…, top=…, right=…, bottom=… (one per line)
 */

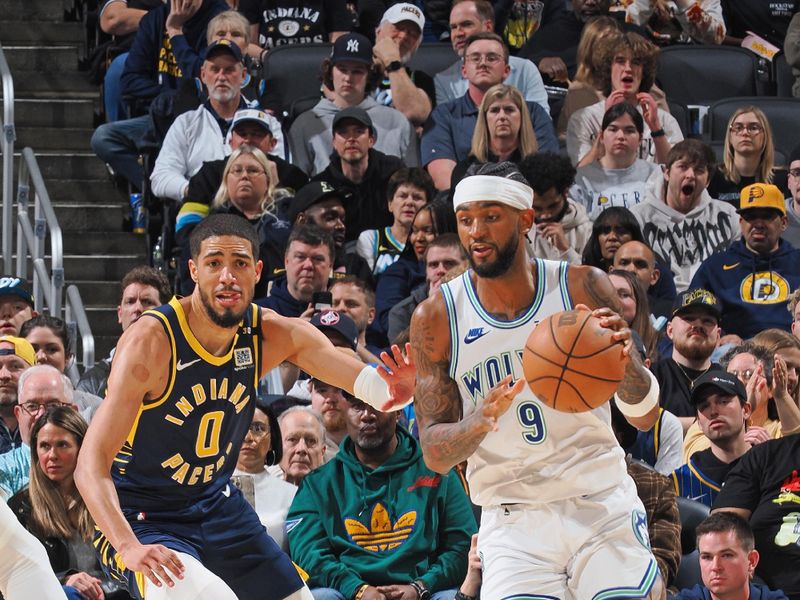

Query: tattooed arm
left=569, top=266, right=660, bottom=431
left=410, top=294, right=524, bottom=473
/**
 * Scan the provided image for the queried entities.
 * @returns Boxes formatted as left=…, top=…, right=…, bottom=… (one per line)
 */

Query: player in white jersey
left=409, top=163, right=665, bottom=600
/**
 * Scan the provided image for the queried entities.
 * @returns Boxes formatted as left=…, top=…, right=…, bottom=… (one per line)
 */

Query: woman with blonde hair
left=176, top=145, right=289, bottom=298
left=708, top=106, right=777, bottom=207
left=9, top=406, right=122, bottom=599
left=450, top=84, right=538, bottom=188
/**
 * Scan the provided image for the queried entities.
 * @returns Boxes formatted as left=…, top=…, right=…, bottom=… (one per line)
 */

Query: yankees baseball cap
left=690, top=370, right=746, bottom=405
left=202, top=39, right=243, bottom=62
left=0, top=335, right=36, bottom=366
left=737, top=183, right=786, bottom=216
left=231, top=109, right=272, bottom=135
left=310, top=311, right=358, bottom=351
left=0, top=276, right=34, bottom=306
left=330, top=33, right=373, bottom=65
left=671, top=288, right=722, bottom=323
left=382, top=3, right=425, bottom=32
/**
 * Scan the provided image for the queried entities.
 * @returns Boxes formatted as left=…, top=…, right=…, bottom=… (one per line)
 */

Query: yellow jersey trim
left=172, top=297, right=239, bottom=366
left=140, top=306, right=178, bottom=411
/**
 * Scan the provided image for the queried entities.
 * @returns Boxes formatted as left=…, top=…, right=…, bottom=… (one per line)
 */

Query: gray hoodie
left=288, top=96, right=420, bottom=176
left=630, top=177, right=740, bottom=292
left=526, top=197, right=592, bottom=265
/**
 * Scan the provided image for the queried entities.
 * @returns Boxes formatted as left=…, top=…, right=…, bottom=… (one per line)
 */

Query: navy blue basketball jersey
left=112, top=298, right=262, bottom=512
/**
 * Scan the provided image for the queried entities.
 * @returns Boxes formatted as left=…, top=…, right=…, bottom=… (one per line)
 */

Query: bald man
left=612, top=240, right=675, bottom=320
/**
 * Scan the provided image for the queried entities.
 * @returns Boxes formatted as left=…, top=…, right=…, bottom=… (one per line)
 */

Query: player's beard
left=470, top=233, right=519, bottom=279
left=199, top=286, right=249, bottom=328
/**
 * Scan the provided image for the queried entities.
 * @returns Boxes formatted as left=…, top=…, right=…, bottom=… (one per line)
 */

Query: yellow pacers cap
left=0, top=335, right=36, bottom=366
left=737, top=183, right=786, bottom=216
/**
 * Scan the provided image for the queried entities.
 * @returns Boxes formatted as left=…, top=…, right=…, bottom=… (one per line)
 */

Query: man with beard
left=286, top=393, right=476, bottom=600
left=652, top=288, right=722, bottom=434
left=310, top=378, right=349, bottom=460
left=0, top=336, right=35, bottom=455
left=518, top=152, right=591, bottom=265
left=409, top=162, right=663, bottom=599
left=630, top=140, right=740, bottom=292
left=74, top=214, right=415, bottom=600
left=672, top=370, right=753, bottom=508
left=149, top=40, right=284, bottom=202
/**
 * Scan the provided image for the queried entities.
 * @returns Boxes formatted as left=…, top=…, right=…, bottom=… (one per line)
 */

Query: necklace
left=675, top=361, right=711, bottom=389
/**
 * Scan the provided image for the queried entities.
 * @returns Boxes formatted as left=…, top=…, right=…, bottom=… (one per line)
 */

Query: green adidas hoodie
left=286, top=427, right=476, bottom=597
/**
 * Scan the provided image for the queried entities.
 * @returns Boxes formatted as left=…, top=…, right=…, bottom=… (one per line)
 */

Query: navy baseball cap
left=330, top=33, right=373, bottom=65
left=0, top=276, right=33, bottom=306
left=311, top=310, right=358, bottom=351
left=690, top=370, right=746, bottom=405
left=202, top=39, right=243, bottom=62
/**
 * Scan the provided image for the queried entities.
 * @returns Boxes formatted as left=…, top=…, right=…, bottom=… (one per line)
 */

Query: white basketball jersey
left=441, top=259, right=628, bottom=506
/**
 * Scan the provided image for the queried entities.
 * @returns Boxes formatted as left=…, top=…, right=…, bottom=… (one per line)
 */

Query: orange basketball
left=522, top=309, right=629, bottom=413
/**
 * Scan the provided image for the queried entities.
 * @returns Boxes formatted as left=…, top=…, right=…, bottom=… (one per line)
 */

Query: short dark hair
left=696, top=512, right=755, bottom=553
left=120, top=265, right=173, bottom=304
left=597, top=31, right=659, bottom=97
left=189, top=213, right=260, bottom=263
left=329, top=275, right=376, bottom=309
left=463, top=32, right=509, bottom=63
left=20, top=315, right=71, bottom=354
left=518, top=152, right=576, bottom=196
left=320, top=58, right=382, bottom=95
left=601, top=102, right=644, bottom=135
left=452, top=0, right=494, bottom=23
left=386, top=168, right=435, bottom=205
left=286, top=224, right=335, bottom=263
left=425, top=232, right=468, bottom=262
left=465, top=160, right=529, bottom=184
left=666, top=139, right=716, bottom=172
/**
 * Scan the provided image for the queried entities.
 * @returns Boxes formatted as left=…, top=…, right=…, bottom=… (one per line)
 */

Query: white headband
left=453, top=175, right=533, bottom=211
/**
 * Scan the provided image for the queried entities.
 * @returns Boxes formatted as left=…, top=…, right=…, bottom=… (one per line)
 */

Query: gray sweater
left=572, top=160, right=662, bottom=220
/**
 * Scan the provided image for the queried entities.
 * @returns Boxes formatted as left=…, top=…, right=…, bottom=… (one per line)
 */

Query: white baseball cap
left=382, top=3, right=425, bottom=32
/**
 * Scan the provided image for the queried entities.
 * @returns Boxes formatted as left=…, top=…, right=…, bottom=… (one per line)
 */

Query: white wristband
left=614, top=369, right=659, bottom=418
left=353, top=365, right=411, bottom=413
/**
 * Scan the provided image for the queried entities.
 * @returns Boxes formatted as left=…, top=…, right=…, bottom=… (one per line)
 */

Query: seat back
left=672, top=497, right=710, bottom=591
left=262, top=43, right=331, bottom=120
left=708, top=96, right=800, bottom=156
left=667, top=100, right=692, bottom=138
left=775, top=53, right=797, bottom=98
left=657, top=46, right=759, bottom=107
left=406, top=43, right=458, bottom=78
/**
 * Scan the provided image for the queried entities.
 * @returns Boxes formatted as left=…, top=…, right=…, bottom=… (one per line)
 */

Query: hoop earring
left=265, top=449, right=277, bottom=466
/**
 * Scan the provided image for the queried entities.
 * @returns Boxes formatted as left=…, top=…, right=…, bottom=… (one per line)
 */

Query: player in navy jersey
left=409, top=163, right=664, bottom=599
left=75, top=213, right=414, bottom=600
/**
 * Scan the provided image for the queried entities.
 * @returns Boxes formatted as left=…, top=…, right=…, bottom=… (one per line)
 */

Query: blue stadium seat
left=262, top=43, right=331, bottom=121
left=708, top=96, right=800, bottom=156
left=672, top=497, right=709, bottom=592
left=406, top=43, right=458, bottom=79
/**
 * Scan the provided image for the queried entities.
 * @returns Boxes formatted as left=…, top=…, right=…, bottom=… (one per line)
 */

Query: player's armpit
left=410, top=297, right=492, bottom=474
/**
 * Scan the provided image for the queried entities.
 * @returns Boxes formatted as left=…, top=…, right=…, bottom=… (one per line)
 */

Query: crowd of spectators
left=4, top=0, right=800, bottom=597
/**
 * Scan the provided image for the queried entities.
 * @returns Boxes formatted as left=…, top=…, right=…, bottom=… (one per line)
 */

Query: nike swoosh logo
left=723, top=263, right=740, bottom=270
left=176, top=358, right=201, bottom=371
left=464, top=329, right=489, bottom=344
left=222, top=484, right=231, bottom=498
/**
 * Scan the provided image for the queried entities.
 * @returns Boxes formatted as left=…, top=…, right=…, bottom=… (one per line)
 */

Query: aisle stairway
left=1, top=0, right=148, bottom=362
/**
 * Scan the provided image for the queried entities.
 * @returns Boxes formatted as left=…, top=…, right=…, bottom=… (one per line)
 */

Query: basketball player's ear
left=254, top=259, right=264, bottom=283
left=519, top=208, right=535, bottom=233
left=188, top=258, right=199, bottom=283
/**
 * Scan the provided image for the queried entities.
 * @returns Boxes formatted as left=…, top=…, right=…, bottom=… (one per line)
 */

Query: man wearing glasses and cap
left=0, top=336, right=36, bottom=455
left=690, top=182, right=800, bottom=341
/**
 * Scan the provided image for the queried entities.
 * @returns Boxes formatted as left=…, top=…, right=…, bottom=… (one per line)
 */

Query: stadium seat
left=707, top=97, right=800, bottom=156
left=775, top=53, right=796, bottom=98
left=406, top=43, right=458, bottom=79
left=262, top=43, right=331, bottom=121
left=656, top=46, right=760, bottom=107
left=672, top=497, right=710, bottom=592
left=667, top=100, right=692, bottom=138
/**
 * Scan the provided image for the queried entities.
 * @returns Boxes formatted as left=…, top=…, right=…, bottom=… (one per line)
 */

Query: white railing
left=0, top=44, right=15, bottom=274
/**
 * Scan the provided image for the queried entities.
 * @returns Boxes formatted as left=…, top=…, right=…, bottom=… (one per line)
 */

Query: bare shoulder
left=567, top=264, right=622, bottom=312
left=107, top=316, right=171, bottom=400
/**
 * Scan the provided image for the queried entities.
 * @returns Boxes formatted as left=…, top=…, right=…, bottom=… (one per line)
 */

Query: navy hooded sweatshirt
left=689, top=238, right=800, bottom=339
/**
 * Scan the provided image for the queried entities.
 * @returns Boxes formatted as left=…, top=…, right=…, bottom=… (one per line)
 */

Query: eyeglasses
left=19, top=401, right=71, bottom=416
left=730, top=369, right=754, bottom=382
left=229, top=166, right=265, bottom=177
left=464, top=52, right=503, bottom=66
left=788, top=168, right=800, bottom=178
left=247, top=422, right=269, bottom=438
left=730, top=123, right=763, bottom=134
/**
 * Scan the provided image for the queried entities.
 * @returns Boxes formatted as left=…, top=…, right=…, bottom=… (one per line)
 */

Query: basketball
left=522, top=309, right=629, bottom=413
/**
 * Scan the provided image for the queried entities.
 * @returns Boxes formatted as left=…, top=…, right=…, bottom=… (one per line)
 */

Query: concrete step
left=0, top=21, right=83, bottom=45
left=3, top=70, right=97, bottom=98
left=90, top=335, right=117, bottom=362
left=69, top=280, right=126, bottom=306
left=45, top=179, right=120, bottom=203
left=3, top=46, right=79, bottom=72
left=85, top=306, right=123, bottom=335
left=16, top=127, right=94, bottom=151
left=20, top=153, right=109, bottom=180
left=12, top=202, right=126, bottom=232
left=63, top=231, right=146, bottom=255
left=63, top=254, right=145, bottom=280
left=4, top=0, right=70, bottom=22
left=14, top=99, right=95, bottom=129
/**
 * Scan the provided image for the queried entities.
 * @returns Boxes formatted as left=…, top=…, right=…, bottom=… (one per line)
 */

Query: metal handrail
left=65, top=284, right=95, bottom=372
left=0, top=44, right=15, bottom=274
left=16, top=147, right=63, bottom=314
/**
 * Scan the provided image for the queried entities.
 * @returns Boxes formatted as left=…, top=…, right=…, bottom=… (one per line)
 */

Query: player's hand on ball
left=575, top=303, right=632, bottom=354
left=481, top=375, right=525, bottom=429
left=123, top=542, right=185, bottom=588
